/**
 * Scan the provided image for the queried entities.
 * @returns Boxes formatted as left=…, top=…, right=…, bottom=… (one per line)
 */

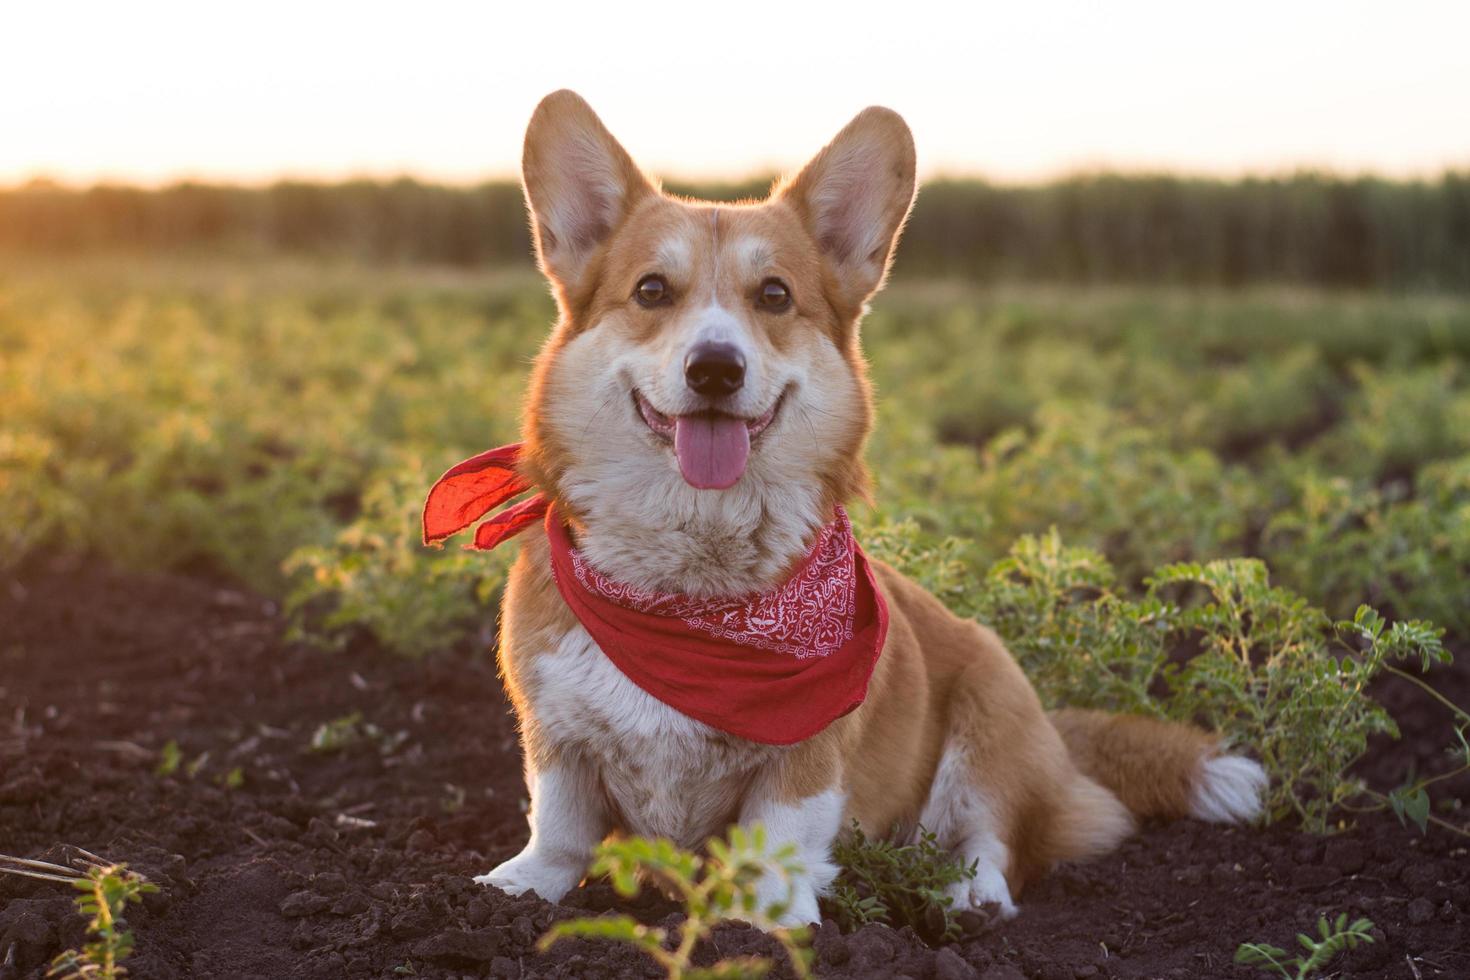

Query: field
left=2, top=255, right=1468, bottom=979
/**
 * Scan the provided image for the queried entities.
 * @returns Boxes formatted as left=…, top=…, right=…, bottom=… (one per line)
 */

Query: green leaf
left=540, top=914, right=660, bottom=950
left=155, top=739, right=182, bottom=777
left=310, top=712, right=364, bottom=752
left=1389, top=786, right=1431, bottom=834
left=1233, top=941, right=1294, bottom=979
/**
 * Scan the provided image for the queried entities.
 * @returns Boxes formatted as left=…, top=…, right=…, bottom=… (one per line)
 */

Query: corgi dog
left=456, top=90, right=1266, bottom=926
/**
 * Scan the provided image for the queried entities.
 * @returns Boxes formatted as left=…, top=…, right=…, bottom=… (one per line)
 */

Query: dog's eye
left=757, top=279, right=791, bottom=312
left=635, top=275, right=669, bottom=307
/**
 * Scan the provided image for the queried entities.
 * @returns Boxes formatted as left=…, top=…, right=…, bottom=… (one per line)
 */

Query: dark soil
left=2, top=560, right=1466, bottom=980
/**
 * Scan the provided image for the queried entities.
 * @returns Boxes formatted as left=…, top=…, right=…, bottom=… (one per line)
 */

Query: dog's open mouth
left=634, top=389, right=782, bottom=490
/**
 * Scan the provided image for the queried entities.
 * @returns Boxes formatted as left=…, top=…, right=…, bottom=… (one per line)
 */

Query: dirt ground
left=2, top=558, right=1466, bottom=980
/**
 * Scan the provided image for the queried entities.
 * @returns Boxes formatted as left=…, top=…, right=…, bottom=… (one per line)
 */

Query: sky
left=4, top=0, right=1468, bottom=186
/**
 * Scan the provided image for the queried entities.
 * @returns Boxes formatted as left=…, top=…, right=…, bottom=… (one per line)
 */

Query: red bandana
left=423, top=445, right=888, bottom=745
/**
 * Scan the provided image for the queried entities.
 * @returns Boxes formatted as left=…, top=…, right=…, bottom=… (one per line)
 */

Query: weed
left=153, top=739, right=249, bottom=790
left=872, top=526, right=1456, bottom=832
left=827, top=822, right=976, bottom=944
left=310, top=712, right=366, bottom=752
left=153, top=740, right=181, bottom=777
left=1262, top=456, right=1470, bottom=636
left=183, top=751, right=209, bottom=779
left=1156, top=573, right=1446, bottom=831
left=284, top=459, right=515, bottom=657
left=1234, top=912, right=1375, bottom=979
left=540, top=825, right=813, bottom=980
left=308, top=710, right=409, bottom=755
left=48, top=863, right=157, bottom=980
left=440, top=783, right=467, bottom=814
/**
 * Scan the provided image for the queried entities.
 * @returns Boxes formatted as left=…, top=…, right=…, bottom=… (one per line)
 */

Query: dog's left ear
left=779, top=106, right=917, bottom=309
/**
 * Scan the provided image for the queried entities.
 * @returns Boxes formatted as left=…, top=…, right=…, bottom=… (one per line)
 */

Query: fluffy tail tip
left=1189, top=754, right=1268, bottom=824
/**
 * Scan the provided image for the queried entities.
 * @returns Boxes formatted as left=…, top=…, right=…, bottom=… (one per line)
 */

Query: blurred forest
left=3, top=172, right=1468, bottom=289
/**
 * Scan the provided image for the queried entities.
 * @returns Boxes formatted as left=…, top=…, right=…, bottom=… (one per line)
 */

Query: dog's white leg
left=737, top=785, right=845, bottom=928
left=918, top=740, right=1019, bottom=918
left=475, top=755, right=606, bottom=903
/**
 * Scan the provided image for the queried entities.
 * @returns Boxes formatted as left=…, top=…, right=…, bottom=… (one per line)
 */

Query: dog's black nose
left=684, top=342, right=746, bottom=397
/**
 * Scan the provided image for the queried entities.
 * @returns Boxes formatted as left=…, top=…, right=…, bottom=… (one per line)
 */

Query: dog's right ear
left=522, top=90, right=655, bottom=294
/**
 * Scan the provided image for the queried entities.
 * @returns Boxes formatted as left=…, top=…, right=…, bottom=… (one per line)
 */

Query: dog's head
left=519, top=90, right=915, bottom=593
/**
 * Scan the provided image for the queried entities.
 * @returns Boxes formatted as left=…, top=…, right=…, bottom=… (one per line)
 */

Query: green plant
left=310, top=711, right=366, bottom=752
left=1234, top=912, right=1375, bottom=979
left=153, top=740, right=181, bottom=777
left=48, top=863, right=158, bottom=980
left=539, top=825, right=812, bottom=980
left=1369, top=716, right=1470, bottom=838
left=284, top=460, right=514, bottom=658
left=308, top=710, right=409, bottom=755
left=827, top=822, right=976, bottom=944
left=936, top=530, right=1454, bottom=833
left=152, top=739, right=248, bottom=789
left=1263, top=456, right=1470, bottom=636
left=967, top=529, right=1174, bottom=719
left=1157, top=571, right=1446, bottom=830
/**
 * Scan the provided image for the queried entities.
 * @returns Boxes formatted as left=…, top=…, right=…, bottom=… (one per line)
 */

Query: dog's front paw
left=734, top=871, right=821, bottom=929
left=474, top=849, right=584, bottom=903
left=771, top=879, right=821, bottom=929
left=946, top=863, right=1019, bottom=920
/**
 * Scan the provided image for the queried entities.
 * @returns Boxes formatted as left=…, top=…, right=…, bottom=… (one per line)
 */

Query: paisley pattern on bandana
left=566, top=511, right=858, bottom=659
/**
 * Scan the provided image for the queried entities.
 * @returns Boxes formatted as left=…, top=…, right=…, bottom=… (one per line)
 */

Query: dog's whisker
left=797, top=404, right=823, bottom=457
left=580, top=388, right=621, bottom=445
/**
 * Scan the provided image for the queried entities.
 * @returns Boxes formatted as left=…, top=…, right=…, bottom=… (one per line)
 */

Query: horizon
left=5, top=1, right=1469, bottom=188
left=6, top=163, right=1470, bottom=195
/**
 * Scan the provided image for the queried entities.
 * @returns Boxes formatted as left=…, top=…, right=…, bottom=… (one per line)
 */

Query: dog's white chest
left=531, top=628, right=777, bottom=847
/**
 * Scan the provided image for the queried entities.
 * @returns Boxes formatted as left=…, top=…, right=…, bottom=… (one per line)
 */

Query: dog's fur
left=476, top=90, right=1267, bottom=924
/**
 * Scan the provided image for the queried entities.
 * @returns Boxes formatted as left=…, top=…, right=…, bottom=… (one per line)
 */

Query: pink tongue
left=673, top=414, right=750, bottom=489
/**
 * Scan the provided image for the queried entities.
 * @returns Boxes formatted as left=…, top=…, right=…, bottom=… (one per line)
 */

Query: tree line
left=2, top=172, right=1467, bottom=289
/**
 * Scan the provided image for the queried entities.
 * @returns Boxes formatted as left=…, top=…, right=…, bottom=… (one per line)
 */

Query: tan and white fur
left=476, top=90, right=1267, bottom=925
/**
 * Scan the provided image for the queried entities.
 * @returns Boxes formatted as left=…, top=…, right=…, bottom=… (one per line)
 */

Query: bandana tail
left=422, top=443, right=535, bottom=547
left=472, top=494, right=550, bottom=550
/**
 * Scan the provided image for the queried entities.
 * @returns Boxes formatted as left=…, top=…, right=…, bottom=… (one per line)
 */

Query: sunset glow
left=4, top=0, right=1468, bottom=185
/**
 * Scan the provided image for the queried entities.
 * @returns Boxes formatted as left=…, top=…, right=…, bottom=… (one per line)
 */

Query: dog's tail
left=1041, top=709, right=1267, bottom=864
left=1050, top=708, right=1267, bottom=823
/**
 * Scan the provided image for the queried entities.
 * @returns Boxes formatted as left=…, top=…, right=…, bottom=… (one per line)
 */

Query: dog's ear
left=522, top=90, right=656, bottom=292
left=779, top=107, right=917, bottom=309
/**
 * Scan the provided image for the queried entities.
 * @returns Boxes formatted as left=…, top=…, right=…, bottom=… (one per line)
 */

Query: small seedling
left=184, top=750, right=210, bottom=779
left=310, top=711, right=365, bottom=751
left=0, top=851, right=158, bottom=980
left=154, top=740, right=181, bottom=777
left=154, top=740, right=248, bottom=790
left=440, top=782, right=467, bottom=813
left=828, top=822, right=976, bottom=943
left=1235, top=912, right=1375, bottom=979
left=540, top=824, right=813, bottom=980
left=309, top=711, right=409, bottom=755
left=29, top=860, right=158, bottom=980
